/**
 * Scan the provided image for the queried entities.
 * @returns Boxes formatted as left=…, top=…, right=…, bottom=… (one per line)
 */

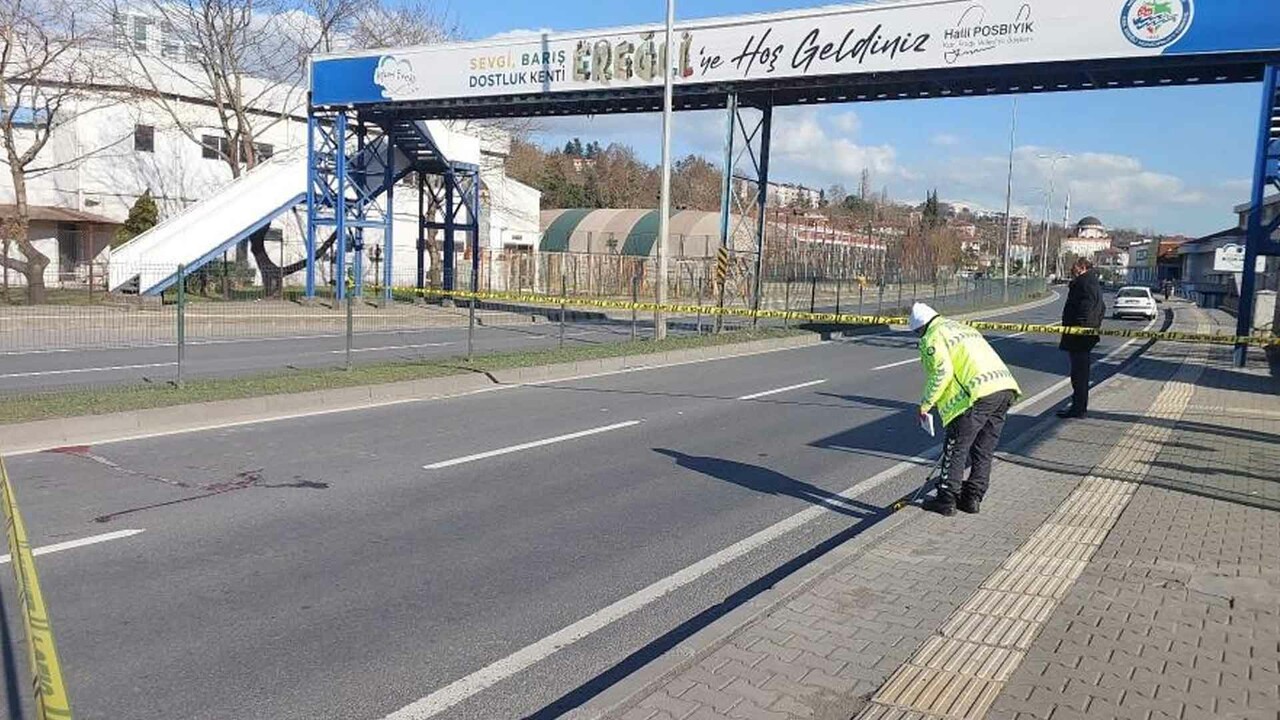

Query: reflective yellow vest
left=918, top=317, right=1022, bottom=427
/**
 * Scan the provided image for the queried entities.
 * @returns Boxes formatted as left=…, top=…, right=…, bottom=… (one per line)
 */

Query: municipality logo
left=1121, top=0, right=1193, bottom=49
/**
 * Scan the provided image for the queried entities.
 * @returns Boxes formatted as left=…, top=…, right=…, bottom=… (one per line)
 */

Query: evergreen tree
left=113, top=190, right=159, bottom=247
left=571, top=137, right=584, bottom=157
left=922, top=189, right=942, bottom=229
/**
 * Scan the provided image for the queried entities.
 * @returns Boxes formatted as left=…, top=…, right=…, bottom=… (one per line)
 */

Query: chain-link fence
left=1, top=249, right=1047, bottom=397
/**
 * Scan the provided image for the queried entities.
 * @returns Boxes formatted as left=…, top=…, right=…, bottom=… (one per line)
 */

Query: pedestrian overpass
left=122, top=0, right=1280, bottom=362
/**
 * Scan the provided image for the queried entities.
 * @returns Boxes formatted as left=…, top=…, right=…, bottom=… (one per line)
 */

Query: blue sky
left=454, top=0, right=1265, bottom=236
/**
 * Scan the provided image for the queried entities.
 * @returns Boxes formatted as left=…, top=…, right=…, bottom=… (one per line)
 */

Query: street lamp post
left=655, top=0, right=675, bottom=340
left=1037, top=153, right=1070, bottom=278
left=1001, top=99, right=1018, bottom=300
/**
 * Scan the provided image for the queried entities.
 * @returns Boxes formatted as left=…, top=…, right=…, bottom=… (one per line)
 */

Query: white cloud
left=931, top=133, right=960, bottom=147
left=832, top=111, right=861, bottom=134
left=935, top=145, right=1234, bottom=233
left=486, top=28, right=554, bottom=40
left=766, top=107, right=899, bottom=189
left=1218, top=178, right=1253, bottom=195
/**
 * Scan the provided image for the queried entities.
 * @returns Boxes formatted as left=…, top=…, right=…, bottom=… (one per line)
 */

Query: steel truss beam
left=717, top=95, right=774, bottom=318
left=1235, top=64, right=1280, bottom=366
left=306, top=109, right=482, bottom=302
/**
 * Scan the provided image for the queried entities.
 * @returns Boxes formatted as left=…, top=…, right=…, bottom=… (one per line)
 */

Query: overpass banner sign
left=311, top=0, right=1280, bottom=106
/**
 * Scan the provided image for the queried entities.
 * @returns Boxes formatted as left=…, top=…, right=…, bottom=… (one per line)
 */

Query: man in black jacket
left=1058, top=258, right=1105, bottom=419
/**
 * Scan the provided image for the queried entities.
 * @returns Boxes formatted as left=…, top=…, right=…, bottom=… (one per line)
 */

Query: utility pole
left=655, top=0, right=676, bottom=340
left=1038, top=153, right=1071, bottom=278
left=1058, top=190, right=1072, bottom=278
left=1002, top=99, right=1017, bottom=300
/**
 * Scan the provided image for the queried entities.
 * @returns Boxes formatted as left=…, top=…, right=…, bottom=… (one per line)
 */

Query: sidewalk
left=591, top=303, right=1280, bottom=720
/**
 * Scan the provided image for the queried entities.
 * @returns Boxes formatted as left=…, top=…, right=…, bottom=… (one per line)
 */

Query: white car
left=1112, top=286, right=1159, bottom=321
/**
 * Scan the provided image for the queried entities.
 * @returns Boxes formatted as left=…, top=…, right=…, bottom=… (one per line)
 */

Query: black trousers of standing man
left=938, top=389, right=1018, bottom=503
left=1069, top=350, right=1092, bottom=415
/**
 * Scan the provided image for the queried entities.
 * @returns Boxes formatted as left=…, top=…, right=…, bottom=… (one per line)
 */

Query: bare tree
left=99, top=0, right=323, bottom=293
left=347, top=0, right=455, bottom=49
left=1, top=0, right=120, bottom=302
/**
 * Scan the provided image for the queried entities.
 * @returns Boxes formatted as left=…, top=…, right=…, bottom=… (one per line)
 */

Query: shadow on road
left=523, top=461, right=920, bottom=720
left=653, top=449, right=880, bottom=519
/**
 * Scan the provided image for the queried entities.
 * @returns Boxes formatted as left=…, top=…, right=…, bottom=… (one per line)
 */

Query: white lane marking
left=329, top=342, right=454, bottom=354
left=738, top=379, right=827, bottom=401
left=873, top=358, right=917, bottom=371
left=0, top=362, right=176, bottom=379
left=384, top=450, right=933, bottom=720
left=4, top=340, right=823, bottom=458
left=989, top=331, right=1029, bottom=342
left=0, top=529, right=145, bottom=565
left=1011, top=316, right=1158, bottom=415
left=423, top=421, right=642, bottom=470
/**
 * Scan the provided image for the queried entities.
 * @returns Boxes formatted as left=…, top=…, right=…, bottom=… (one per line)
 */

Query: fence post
left=468, top=293, right=476, bottom=361
left=631, top=272, right=639, bottom=342
left=176, top=264, right=185, bottom=388
left=559, top=273, right=567, bottom=349
left=835, top=278, right=842, bottom=316
left=345, top=287, right=354, bottom=370
left=809, top=276, right=818, bottom=314
left=784, top=276, right=792, bottom=329
left=696, top=279, right=704, bottom=335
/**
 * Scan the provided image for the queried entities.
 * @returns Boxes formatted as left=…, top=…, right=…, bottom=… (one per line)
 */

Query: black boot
left=957, top=492, right=981, bottom=515
left=923, top=489, right=957, bottom=516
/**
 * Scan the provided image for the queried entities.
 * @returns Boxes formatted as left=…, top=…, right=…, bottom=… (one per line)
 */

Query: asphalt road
left=0, top=319, right=682, bottom=394
left=0, top=294, right=1160, bottom=720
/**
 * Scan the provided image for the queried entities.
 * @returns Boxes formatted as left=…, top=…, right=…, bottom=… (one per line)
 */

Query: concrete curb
left=0, top=334, right=823, bottom=457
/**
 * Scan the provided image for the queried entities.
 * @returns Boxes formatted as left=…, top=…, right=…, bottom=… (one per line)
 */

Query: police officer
left=911, top=303, right=1022, bottom=516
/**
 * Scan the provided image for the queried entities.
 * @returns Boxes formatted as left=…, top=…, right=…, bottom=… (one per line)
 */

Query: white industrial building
left=1, top=20, right=539, bottom=292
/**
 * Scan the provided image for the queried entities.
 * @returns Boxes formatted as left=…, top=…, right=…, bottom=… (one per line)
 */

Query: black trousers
left=939, top=390, right=1016, bottom=501
left=1069, top=350, right=1092, bottom=413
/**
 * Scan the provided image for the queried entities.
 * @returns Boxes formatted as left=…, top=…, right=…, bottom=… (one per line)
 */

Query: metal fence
left=0, top=255, right=1047, bottom=397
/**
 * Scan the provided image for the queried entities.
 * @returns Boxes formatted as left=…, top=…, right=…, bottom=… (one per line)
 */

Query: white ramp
left=109, top=149, right=308, bottom=294
left=108, top=121, right=480, bottom=295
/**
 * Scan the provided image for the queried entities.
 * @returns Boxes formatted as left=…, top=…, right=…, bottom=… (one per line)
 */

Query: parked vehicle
left=1112, top=286, right=1159, bottom=321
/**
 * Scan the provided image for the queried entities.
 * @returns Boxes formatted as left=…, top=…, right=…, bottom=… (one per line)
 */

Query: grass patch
left=0, top=327, right=805, bottom=425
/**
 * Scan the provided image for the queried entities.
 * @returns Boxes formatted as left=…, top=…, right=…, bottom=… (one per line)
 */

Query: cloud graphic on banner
left=374, top=57, right=417, bottom=98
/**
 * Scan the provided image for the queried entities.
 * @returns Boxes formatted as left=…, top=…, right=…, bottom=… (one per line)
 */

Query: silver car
left=1112, top=286, right=1159, bottom=321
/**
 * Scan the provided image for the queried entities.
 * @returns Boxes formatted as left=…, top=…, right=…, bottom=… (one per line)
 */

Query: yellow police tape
left=1, top=457, right=73, bottom=719
left=392, top=286, right=1280, bottom=348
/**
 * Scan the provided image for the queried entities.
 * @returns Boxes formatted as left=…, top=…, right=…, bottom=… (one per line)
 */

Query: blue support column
left=353, top=120, right=367, bottom=299
left=417, top=173, right=426, bottom=290
left=718, top=92, right=738, bottom=251
left=469, top=173, right=481, bottom=293
left=752, top=104, right=773, bottom=317
left=1234, top=64, right=1280, bottom=366
left=444, top=169, right=456, bottom=293
left=384, top=142, right=395, bottom=302
left=334, top=112, right=348, bottom=301
left=305, top=113, right=318, bottom=298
